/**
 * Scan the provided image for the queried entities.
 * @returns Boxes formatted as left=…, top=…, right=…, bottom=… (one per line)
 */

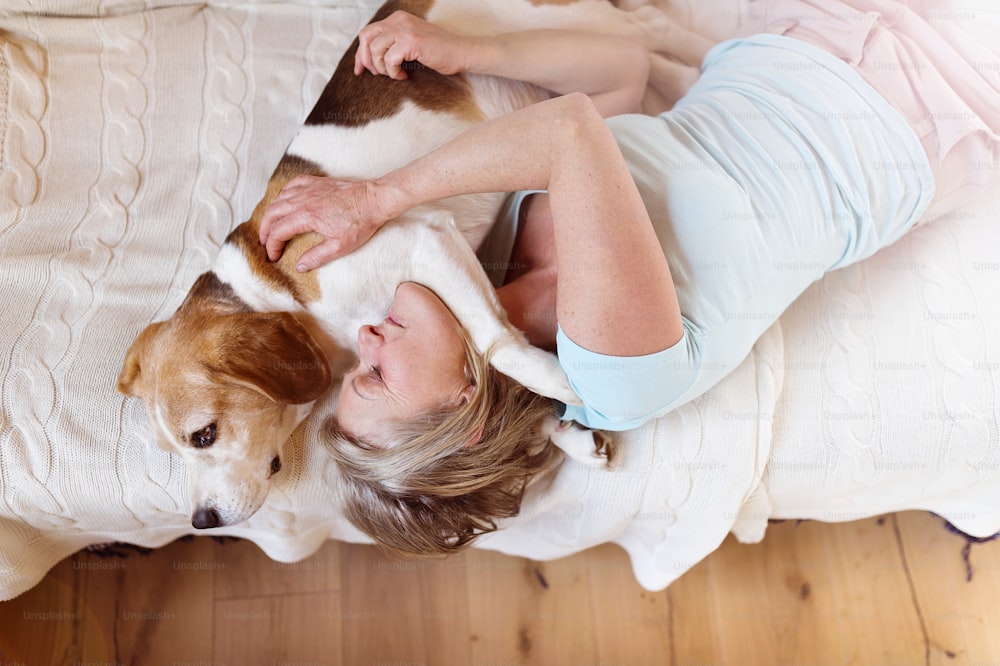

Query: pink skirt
left=756, top=0, right=1000, bottom=224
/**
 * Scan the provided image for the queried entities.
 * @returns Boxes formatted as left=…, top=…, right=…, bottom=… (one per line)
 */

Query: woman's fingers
left=358, top=30, right=411, bottom=80
left=354, top=34, right=373, bottom=75
left=259, top=178, right=308, bottom=246
left=296, top=238, right=342, bottom=274
left=260, top=177, right=329, bottom=258
left=382, top=41, right=409, bottom=80
left=296, top=221, right=378, bottom=273
left=371, top=33, right=404, bottom=79
left=353, top=10, right=466, bottom=80
left=258, top=176, right=388, bottom=270
left=261, top=206, right=314, bottom=263
left=355, top=19, right=386, bottom=75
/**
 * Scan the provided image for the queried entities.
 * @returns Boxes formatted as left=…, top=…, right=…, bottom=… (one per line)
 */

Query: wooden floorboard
left=1, top=511, right=998, bottom=665
left=896, top=511, right=1000, bottom=664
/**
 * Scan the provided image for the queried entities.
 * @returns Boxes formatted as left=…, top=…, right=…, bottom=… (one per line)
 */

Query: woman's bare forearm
left=355, top=11, right=649, bottom=117
left=376, top=102, right=554, bottom=216
left=467, top=30, right=649, bottom=117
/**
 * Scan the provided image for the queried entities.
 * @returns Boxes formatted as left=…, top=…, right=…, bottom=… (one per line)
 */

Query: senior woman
left=259, top=0, right=1000, bottom=555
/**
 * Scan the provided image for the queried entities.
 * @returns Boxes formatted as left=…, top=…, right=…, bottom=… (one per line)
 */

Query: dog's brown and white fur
left=117, top=0, right=700, bottom=529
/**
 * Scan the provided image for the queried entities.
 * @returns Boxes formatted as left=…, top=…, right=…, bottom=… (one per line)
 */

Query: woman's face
left=334, top=282, right=474, bottom=442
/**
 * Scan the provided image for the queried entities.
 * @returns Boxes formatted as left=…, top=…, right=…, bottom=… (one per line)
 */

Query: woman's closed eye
left=349, top=365, right=386, bottom=401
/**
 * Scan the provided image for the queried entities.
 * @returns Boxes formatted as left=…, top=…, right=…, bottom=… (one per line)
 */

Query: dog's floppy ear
left=118, top=322, right=166, bottom=398
left=208, top=312, right=332, bottom=405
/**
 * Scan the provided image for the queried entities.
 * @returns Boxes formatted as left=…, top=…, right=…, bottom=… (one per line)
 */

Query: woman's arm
left=355, top=10, right=649, bottom=118
left=261, top=93, right=682, bottom=357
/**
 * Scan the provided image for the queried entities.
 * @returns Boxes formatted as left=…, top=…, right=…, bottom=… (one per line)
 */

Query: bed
left=1, top=0, right=998, bottom=600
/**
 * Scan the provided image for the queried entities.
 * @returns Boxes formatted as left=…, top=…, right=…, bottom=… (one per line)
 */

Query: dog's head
left=117, top=274, right=331, bottom=529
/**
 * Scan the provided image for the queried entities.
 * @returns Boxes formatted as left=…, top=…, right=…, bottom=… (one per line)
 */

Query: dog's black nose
left=192, top=507, right=222, bottom=529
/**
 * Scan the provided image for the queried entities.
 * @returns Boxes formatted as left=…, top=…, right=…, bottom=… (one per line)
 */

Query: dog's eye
left=369, top=365, right=383, bottom=383
left=191, top=423, right=217, bottom=449
left=269, top=456, right=282, bottom=477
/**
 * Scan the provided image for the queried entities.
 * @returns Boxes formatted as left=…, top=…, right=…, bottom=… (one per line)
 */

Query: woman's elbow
left=547, top=92, right=612, bottom=146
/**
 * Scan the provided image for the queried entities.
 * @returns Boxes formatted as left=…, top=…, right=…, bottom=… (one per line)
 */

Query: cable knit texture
left=1, top=0, right=999, bottom=599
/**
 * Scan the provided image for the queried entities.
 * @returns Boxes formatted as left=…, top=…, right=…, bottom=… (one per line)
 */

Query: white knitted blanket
left=1, top=0, right=999, bottom=599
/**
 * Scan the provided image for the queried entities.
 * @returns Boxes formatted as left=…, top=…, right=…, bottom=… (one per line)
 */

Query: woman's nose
left=357, top=324, right=384, bottom=356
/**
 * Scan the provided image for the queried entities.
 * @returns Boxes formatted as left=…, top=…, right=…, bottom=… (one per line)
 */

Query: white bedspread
left=1, top=0, right=998, bottom=599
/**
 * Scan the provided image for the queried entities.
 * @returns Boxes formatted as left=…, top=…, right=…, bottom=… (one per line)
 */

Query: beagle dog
left=117, top=0, right=686, bottom=529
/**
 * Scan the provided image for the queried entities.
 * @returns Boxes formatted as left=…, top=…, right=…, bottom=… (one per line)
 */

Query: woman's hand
left=259, top=176, right=391, bottom=272
left=354, top=10, right=471, bottom=80
left=355, top=10, right=649, bottom=118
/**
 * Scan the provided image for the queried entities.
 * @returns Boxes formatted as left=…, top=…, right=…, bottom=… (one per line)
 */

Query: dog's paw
left=544, top=416, right=616, bottom=468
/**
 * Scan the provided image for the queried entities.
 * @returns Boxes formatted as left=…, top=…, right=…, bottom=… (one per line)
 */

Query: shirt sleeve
left=556, top=320, right=702, bottom=431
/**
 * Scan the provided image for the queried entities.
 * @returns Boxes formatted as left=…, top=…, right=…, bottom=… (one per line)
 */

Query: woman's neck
left=496, top=193, right=558, bottom=351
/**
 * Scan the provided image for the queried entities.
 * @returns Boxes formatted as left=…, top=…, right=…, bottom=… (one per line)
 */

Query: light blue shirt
left=480, top=34, right=934, bottom=431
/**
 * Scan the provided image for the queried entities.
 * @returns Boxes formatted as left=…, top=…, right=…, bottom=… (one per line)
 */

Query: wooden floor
left=2, top=510, right=999, bottom=665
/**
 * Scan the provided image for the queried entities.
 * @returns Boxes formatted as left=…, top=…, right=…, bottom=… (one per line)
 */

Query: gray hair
left=324, top=335, right=562, bottom=556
